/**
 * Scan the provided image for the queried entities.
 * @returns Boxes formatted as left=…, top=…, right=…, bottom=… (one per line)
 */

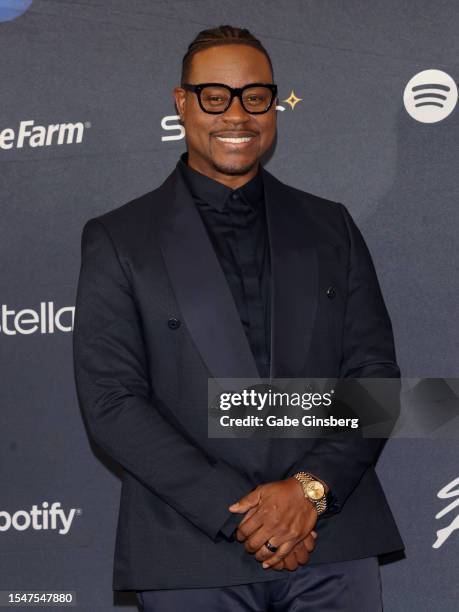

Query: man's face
left=174, top=44, right=277, bottom=187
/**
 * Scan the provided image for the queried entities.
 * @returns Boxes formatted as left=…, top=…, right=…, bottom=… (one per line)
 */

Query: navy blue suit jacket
left=73, top=160, right=405, bottom=590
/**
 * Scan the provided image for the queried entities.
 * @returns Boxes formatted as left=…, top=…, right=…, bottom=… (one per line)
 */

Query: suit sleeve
left=285, top=203, right=401, bottom=517
left=73, top=218, right=252, bottom=541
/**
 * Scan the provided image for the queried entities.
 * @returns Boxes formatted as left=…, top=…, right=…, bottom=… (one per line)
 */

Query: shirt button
left=326, top=286, right=336, bottom=299
left=231, top=192, right=240, bottom=200
left=167, top=317, right=181, bottom=329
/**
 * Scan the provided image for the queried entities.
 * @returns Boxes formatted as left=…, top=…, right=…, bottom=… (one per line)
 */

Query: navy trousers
left=135, top=556, right=383, bottom=611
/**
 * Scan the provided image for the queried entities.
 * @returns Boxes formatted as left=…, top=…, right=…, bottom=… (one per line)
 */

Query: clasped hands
left=228, top=477, right=319, bottom=572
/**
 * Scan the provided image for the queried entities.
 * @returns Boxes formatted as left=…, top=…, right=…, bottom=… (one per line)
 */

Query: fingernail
left=262, top=562, right=269, bottom=569
left=311, top=531, right=317, bottom=538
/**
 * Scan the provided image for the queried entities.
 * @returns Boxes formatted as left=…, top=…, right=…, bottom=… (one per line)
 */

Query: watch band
left=293, top=471, right=327, bottom=515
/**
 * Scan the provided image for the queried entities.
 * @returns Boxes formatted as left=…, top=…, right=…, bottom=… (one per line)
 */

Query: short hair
left=181, top=25, right=274, bottom=85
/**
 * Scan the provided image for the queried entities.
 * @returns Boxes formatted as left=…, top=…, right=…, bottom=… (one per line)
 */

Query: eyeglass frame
left=180, top=82, right=278, bottom=115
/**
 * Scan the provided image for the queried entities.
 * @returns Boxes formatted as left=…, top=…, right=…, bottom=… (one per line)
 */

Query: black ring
left=264, top=541, right=278, bottom=553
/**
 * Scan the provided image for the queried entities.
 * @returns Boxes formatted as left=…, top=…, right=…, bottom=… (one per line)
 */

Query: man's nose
left=222, top=95, right=250, bottom=122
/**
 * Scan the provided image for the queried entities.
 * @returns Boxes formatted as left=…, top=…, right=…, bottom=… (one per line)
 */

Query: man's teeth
left=216, top=136, right=253, bottom=143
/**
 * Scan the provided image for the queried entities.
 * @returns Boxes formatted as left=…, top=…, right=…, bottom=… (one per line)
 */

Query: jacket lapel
left=263, top=169, right=318, bottom=378
left=158, top=169, right=259, bottom=380
left=158, top=165, right=318, bottom=382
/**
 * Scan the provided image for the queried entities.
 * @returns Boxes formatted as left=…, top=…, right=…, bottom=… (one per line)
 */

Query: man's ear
left=173, top=86, right=185, bottom=122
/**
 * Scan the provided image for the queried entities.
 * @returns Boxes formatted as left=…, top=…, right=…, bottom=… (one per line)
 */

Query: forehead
left=188, top=44, right=273, bottom=86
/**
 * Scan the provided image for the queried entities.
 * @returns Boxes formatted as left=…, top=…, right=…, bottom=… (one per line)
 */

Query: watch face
left=306, top=480, right=325, bottom=500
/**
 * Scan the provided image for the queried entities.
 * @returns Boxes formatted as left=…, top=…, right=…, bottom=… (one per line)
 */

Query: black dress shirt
left=177, top=153, right=335, bottom=539
left=177, top=152, right=271, bottom=379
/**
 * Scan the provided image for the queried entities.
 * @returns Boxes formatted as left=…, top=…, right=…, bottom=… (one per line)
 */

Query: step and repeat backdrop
left=1, top=1, right=458, bottom=610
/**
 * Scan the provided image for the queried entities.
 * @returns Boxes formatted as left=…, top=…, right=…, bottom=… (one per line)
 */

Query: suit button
left=167, top=317, right=181, bottom=329
left=326, top=286, right=336, bottom=299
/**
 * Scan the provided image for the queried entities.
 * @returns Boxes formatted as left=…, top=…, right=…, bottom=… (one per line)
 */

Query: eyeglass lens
left=200, top=86, right=273, bottom=112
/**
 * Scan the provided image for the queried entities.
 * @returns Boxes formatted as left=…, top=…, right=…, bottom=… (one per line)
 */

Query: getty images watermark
left=208, top=378, right=459, bottom=439
left=217, top=386, right=359, bottom=430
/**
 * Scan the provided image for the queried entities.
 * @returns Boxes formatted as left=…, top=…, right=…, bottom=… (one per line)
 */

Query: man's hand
left=266, top=531, right=317, bottom=571
left=228, top=477, right=318, bottom=569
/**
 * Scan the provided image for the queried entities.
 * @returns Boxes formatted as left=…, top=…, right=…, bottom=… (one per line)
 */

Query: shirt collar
left=177, top=151, right=264, bottom=212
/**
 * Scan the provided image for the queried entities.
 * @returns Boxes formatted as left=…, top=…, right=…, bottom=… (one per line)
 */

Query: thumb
left=228, top=488, right=261, bottom=513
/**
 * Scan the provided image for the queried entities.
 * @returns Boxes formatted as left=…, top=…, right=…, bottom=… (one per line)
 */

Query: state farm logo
left=0, top=301, right=74, bottom=335
left=0, top=502, right=81, bottom=535
left=0, top=1, right=33, bottom=23
left=0, top=119, right=89, bottom=150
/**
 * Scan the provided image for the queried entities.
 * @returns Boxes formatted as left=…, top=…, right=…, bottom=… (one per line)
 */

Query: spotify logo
left=403, top=69, right=457, bottom=124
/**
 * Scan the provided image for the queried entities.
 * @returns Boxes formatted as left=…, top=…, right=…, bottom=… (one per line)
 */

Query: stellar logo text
left=0, top=302, right=74, bottom=335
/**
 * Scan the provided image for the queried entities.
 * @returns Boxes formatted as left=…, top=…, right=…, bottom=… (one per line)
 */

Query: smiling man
left=73, top=25, right=404, bottom=612
left=175, top=44, right=275, bottom=184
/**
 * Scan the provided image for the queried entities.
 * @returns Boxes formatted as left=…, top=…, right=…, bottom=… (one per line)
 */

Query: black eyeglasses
left=181, top=82, right=278, bottom=115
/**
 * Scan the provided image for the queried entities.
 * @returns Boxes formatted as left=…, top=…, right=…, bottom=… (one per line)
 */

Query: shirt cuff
left=322, top=489, right=340, bottom=517
left=219, top=512, right=242, bottom=541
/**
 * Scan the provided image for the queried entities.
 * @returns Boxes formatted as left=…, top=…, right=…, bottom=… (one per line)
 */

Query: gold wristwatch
left=293, top=472, right=327, bottom=515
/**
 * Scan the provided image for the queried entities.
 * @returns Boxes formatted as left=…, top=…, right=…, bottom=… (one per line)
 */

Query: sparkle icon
left=283, top=90, right=303, bottom=110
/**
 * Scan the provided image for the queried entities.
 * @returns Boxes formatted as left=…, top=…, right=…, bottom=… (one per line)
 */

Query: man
left=73, top=25, right=404, bottom=611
